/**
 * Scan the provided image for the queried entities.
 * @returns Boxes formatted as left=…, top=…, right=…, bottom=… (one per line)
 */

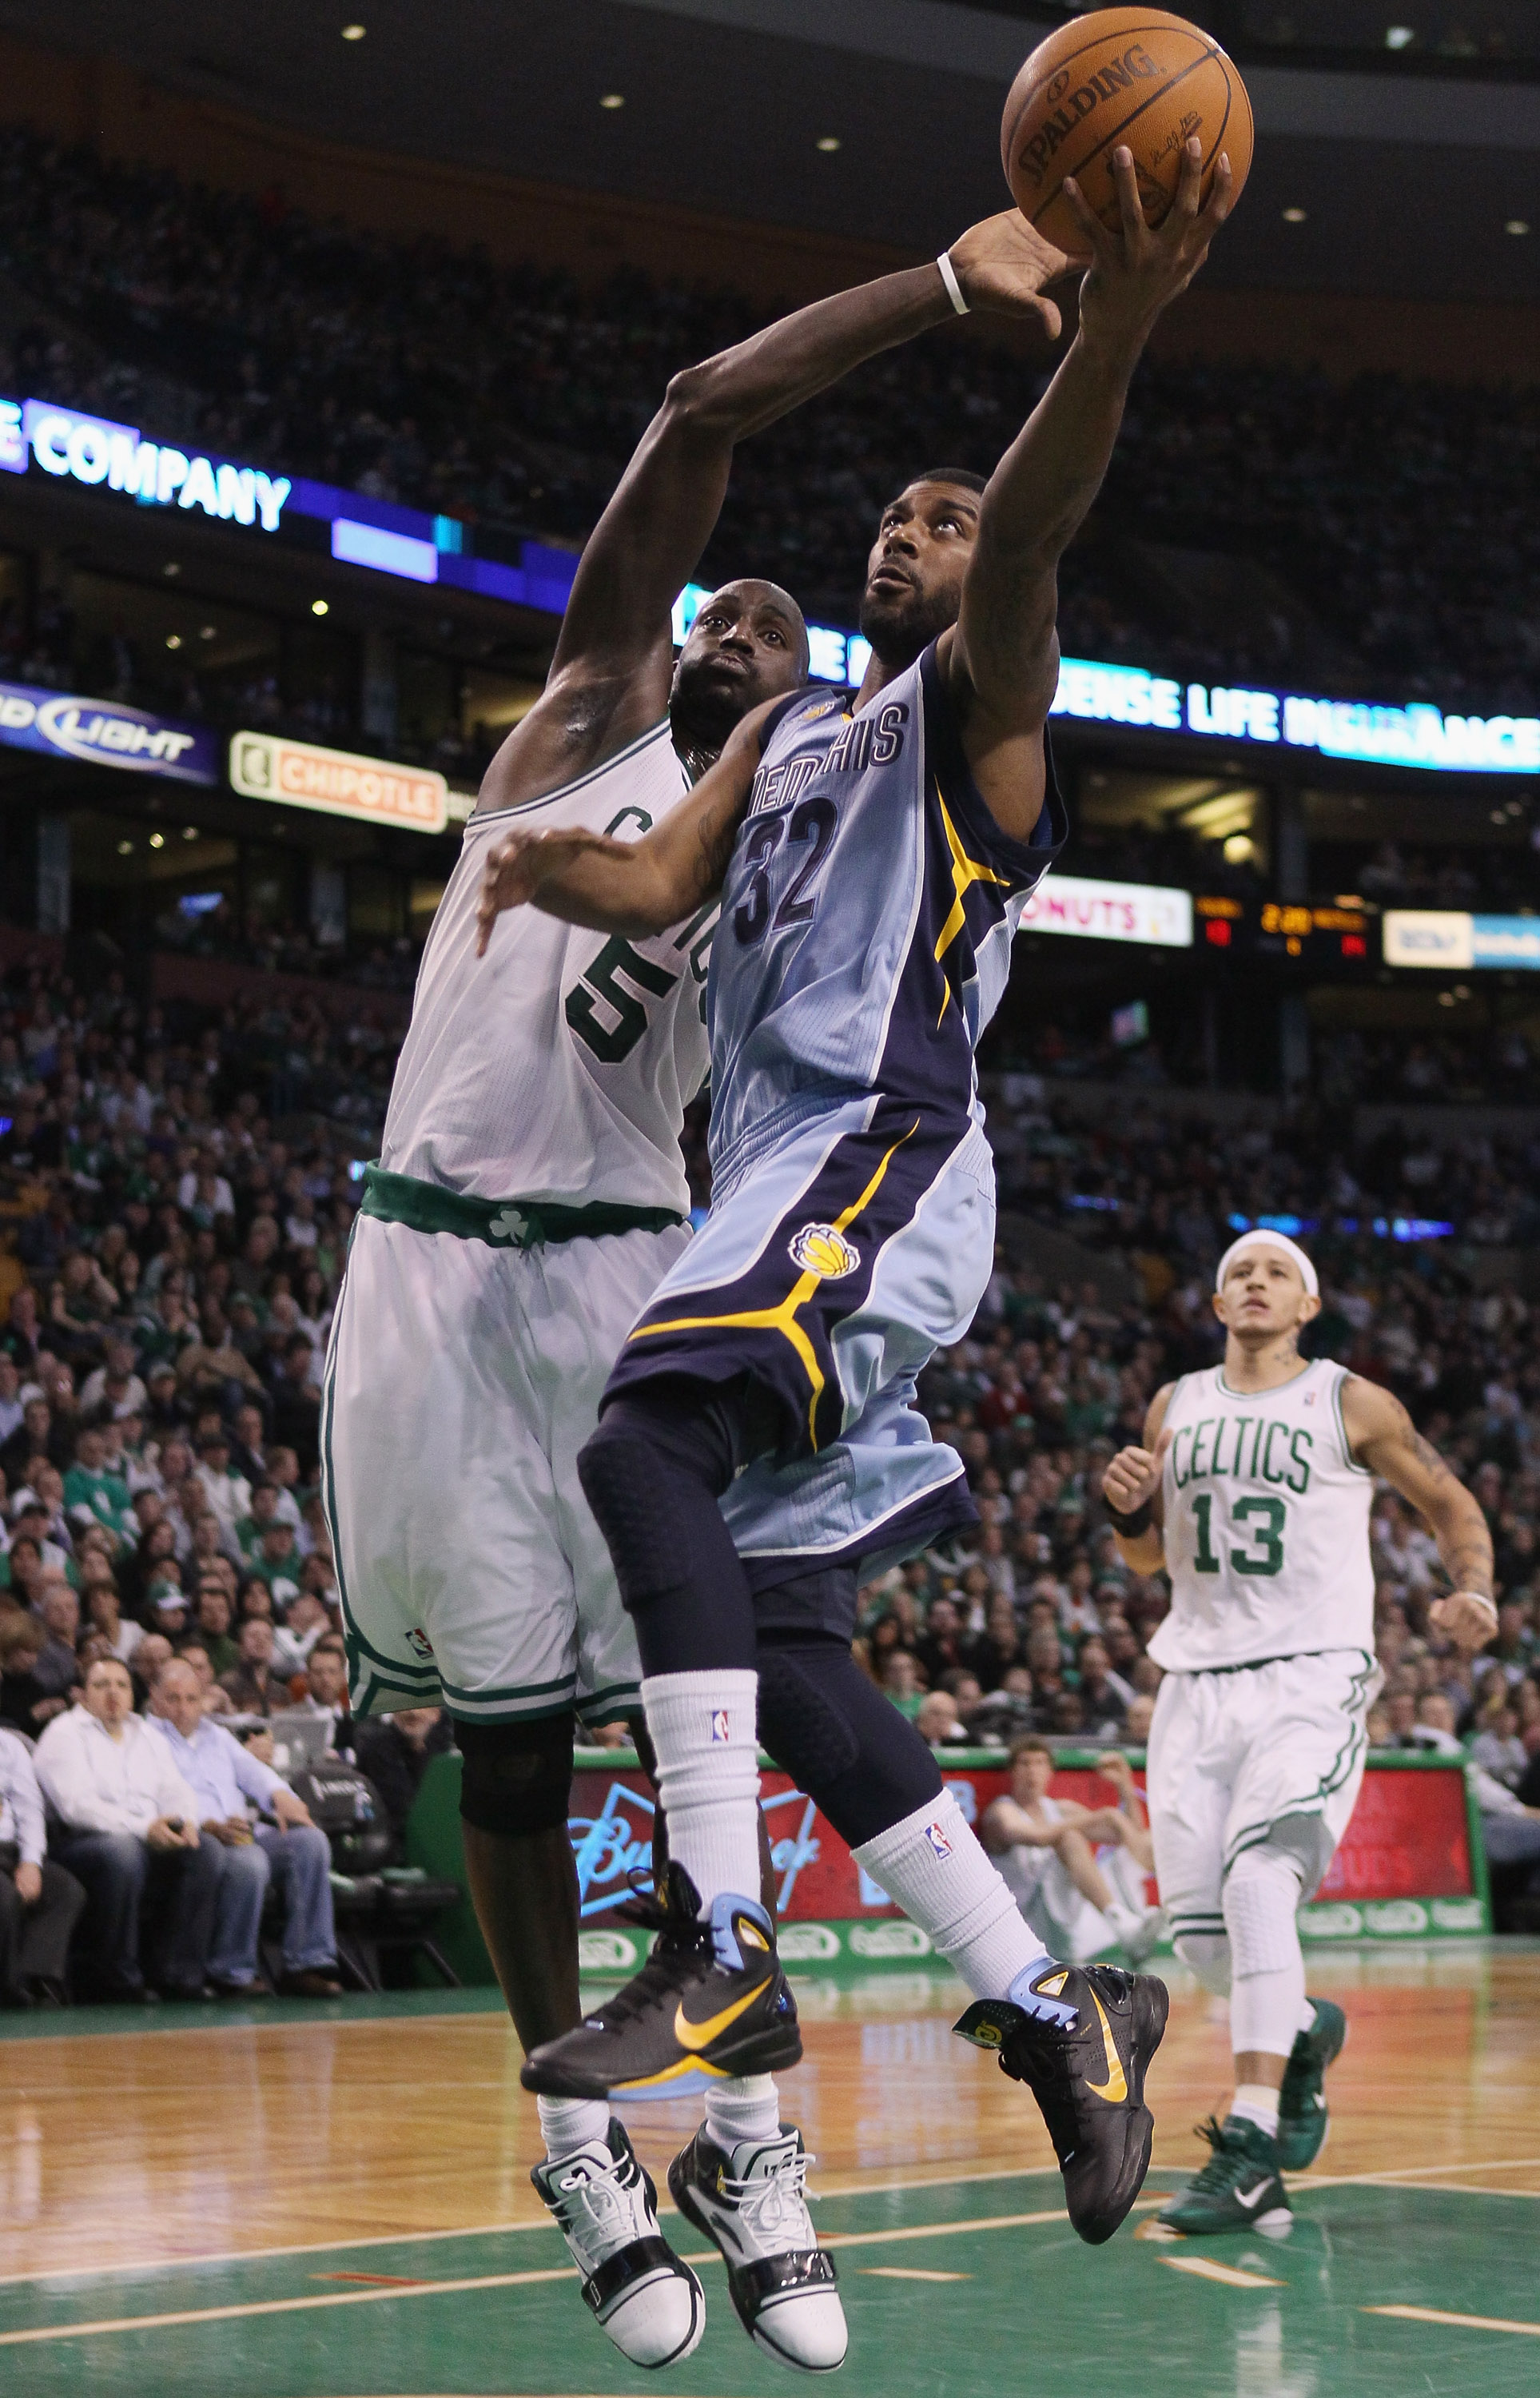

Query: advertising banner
left=563, top=1754, right=1482, bottom=1974
left=0, top=678, right=217, bottom=784
left=1384, top=910, right=1540, bottom=972
left=1019, top=874, right=1192, bottom=948
left=229, top=730, right=448, bottom=834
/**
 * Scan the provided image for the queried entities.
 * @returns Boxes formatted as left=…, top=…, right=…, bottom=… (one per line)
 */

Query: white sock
left=1230, top=2083, right=1281, bottom=2138
left=705, top=2073, right=782, bottom=2153
left=538, top=2093, right=611, bottom=2162
left=641, top=1668, right=762, bottom=1913
left=854, top=1791, right=1057, bottom=2005
left=1298, top=1998, right=1317, bottom=2035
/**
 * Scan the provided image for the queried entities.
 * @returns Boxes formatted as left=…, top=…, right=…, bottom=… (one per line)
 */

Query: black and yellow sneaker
left=954, top=1961, right=1168, bottom=2245
left=1276, top=1998, right=1347, bottom=2171
left=520, top=1864, right=802, bottom=2101
left=1156, top=2114, right=1291, bottom=2237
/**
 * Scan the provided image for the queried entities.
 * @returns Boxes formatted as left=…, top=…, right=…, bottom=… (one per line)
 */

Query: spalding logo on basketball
left=1001, top=7, right=1253, bottom=255
left=789, top=1223, right=861, bottom=1280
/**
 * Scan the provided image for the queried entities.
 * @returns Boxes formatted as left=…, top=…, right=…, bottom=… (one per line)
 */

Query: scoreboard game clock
left=1198, top=895, right=1371, bottom=962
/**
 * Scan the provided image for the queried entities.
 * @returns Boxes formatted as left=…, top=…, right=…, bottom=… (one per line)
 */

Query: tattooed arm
left=475, top=696, right=770, bottom=950
left=1339, top=1378, right=1497, bottom=1651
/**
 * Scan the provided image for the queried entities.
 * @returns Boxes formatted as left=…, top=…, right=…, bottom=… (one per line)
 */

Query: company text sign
left=229, top=730, right=449, bottom=833
left=0, top=679, right=217, bottom=783
left=1019, top=872, right=1192, bottom=948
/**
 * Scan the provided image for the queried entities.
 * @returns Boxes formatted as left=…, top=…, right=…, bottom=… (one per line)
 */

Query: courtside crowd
left=2, top=938, right=1538, bottom=2006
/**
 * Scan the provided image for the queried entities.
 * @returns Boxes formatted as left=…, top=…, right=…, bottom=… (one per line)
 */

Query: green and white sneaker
left=1156, top=2115, right=1291, bottom=2239
left=1277, top=1999, right=1347, bottom=2171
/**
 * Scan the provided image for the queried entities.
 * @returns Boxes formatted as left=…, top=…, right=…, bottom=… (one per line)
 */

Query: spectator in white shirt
left=148, top=1661, right=342, bottom=1998
left=34, top=1659, right=223, bottom=2002
left=0, top=1725, right=85, bottom=2006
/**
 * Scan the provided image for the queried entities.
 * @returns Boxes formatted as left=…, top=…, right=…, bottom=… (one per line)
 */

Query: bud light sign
left=570, top=1772, right=825, bottom=1920
left=0, top=679, right=218, bottom=784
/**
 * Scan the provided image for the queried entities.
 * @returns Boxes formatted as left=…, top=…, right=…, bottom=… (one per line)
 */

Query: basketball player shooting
left=324, top=212, right=1083, bottom=2375
left=1100, top=1229, right=1496, bottom=2238
left=476, top=138, right=1232, bottom=2287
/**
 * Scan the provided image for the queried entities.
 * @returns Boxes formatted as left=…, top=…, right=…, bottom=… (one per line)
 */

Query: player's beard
left=858, top=573, right=962, bottom=671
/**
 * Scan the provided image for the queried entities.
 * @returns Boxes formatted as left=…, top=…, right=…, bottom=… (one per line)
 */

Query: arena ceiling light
left=817, top=136, right=842, bottom=153
left=1506, top=220, right=1530, bottom=237
left=341, top=23, right=366, bottom=40
left=599, top=93, right=625, bottom=110
left=1282, top=207, right=1307, bottom=224
left=311, top=599, right=329, bottom=615
left=1384, top=25, right=1415, bottom=48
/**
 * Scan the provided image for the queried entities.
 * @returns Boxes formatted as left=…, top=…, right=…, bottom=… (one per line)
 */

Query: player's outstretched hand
left=947, top=209, right=1085, bottom=342
left=1064, top=136, right=1233, bottom=353
left=476, top=827, right=631, bottom=955
left=1102, top=1428, right=1173, bottom=1516
left=1429, top=1591, right=1500, bottom=1654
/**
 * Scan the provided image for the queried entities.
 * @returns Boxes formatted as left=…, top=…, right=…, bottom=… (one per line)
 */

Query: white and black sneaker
left=531, top=2119, right=704, bottom=2368
left=668, top=2123, right=846, bottom=2372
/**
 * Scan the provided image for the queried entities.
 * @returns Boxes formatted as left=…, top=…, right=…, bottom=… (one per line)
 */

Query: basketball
left=1001, top=8, right=1253, bottom=255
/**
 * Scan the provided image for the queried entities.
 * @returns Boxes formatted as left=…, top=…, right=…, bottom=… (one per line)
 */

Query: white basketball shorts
left=1145, top=1648, right=1381, bottom=1947
left=321, top=1211, right=690, bottom=1723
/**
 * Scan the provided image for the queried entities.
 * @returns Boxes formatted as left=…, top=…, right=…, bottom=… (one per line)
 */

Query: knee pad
left=1223, top=1844, right=1306, bottom=1979
left=1173, top=1931, right=1233, bottom=1998
left=757, top=1641, right=863, bottom=1789
left=579, top=1392, right=736, bottom=1615
left=456, top=1714, right=575, bottom=1838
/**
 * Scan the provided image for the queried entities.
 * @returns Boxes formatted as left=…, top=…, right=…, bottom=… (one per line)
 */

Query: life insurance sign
left=0, top=396, right=290, bottom=531
left=230, top=730, right=449, bottom=834
left=0, top=678, right=217, bottom=784
left=1019, top=872, right=1192, bottom=948
left=1051, top=657, right=1540, bottom=776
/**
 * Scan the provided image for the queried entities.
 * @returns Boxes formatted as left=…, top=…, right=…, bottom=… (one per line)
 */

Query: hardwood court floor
left=1, top=1943, right=1538, bottom=2395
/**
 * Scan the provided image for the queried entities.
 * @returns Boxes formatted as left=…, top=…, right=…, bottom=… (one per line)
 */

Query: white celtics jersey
left=381, top=722, right=713, bottom=1209
left=1148, top=1357, right=1374, bottom=1672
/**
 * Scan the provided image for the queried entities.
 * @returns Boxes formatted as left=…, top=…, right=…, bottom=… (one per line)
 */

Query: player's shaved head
left=671, top=576, right=809, bottom=755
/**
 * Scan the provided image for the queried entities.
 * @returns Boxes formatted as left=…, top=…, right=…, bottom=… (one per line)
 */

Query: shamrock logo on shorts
left=487, top=1207, right=531, bottom=1245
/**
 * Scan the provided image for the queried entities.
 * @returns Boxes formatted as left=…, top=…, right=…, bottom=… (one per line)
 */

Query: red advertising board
left=568, top=1754, right=1480, bottom=1955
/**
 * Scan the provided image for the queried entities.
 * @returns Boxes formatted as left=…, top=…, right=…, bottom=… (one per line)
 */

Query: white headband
left=1214, top=1230, right=1319, bottom=1298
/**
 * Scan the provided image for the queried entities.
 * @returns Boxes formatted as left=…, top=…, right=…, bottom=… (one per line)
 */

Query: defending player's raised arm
left=481, top=218, right=1077, bottom=815
left=1101, top=1385, right=1176, bottom=1575
left=1338, top=1379, right=1498, bottom=1651
left=943, top=140, right=1232, bottom=835
left=476, top=699, right=771, bottom=951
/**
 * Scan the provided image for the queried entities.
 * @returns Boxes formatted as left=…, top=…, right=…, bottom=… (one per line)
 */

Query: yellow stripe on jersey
left=626, top=1120, right=918, bottom=1449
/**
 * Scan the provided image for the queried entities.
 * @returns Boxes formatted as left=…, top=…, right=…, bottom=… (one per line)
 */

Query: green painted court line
left=1367, top=2304, right=1540, bottom=2337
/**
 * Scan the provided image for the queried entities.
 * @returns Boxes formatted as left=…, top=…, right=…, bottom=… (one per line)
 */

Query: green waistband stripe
left=360, top=1163, right=683, bottom=1250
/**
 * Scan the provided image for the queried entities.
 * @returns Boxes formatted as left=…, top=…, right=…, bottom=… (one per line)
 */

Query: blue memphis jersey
left=705, top=639, right=1068, bottom=1197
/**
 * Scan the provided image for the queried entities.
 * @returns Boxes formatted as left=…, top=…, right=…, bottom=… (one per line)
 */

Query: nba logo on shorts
left=710, top=1708, right=730, bottom=1744
left=925, top=1818, right=953, bottom=1860
left=406, top=1627, right=434, bottom=1659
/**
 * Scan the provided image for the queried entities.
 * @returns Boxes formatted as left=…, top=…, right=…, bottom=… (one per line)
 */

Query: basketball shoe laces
left=546, top=2144, right=650, bottom=2267
left=1184, top=2116, right=1265, bottom=2194
left=598, top=1877, right=717, bottom=2027
left=718, top=2140, right=818, bottom=2250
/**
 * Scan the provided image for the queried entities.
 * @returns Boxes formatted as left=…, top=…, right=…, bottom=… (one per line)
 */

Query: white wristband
left=937, top=251, right=969, bottom=316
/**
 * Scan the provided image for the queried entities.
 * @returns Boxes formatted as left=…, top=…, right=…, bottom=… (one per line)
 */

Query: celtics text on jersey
left=1149, top=1358, right=1374, bottom=1673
